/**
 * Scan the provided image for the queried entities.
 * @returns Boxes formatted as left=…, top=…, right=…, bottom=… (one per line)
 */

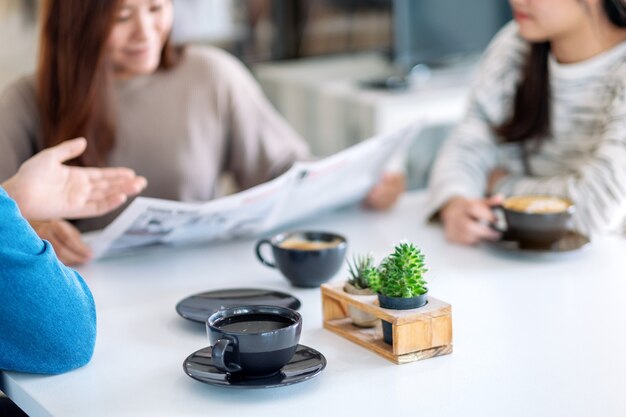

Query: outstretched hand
left=3, top=138, right=147, bottom=221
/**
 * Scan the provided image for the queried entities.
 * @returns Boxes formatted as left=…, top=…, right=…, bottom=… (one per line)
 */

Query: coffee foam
left=278, top=238, right=342, bottom=251
left=504, top=195, right=571, bottom=214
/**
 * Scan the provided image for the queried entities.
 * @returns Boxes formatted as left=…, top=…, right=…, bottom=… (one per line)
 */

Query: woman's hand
left=31, top=220, right=92, bottom=265
left=439, top=196, right=503, bottom=245
left=365, top=172, right=406, bottom=211
left=3, top=138, right=147, bottom=221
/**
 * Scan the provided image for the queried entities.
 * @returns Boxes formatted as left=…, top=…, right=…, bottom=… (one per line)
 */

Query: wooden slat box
left=321, top=282, right=453, bottom=364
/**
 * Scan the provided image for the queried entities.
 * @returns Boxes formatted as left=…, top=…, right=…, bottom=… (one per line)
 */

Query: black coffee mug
left=255, top=231, right=347, bottom=288
left=207, top=305, right=302, bottom=377
left=492, top=195, right=575, bottom=248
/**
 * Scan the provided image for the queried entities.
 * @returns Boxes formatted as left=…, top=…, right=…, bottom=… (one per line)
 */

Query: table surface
left=3, top=191, right=626, bottom=417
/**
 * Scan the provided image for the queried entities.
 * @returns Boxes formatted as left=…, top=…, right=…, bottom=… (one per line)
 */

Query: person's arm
left=491, top=82, right=626, bottom=234
left=209, top=48, right=310, bottom=190
left=27, top=219, right=93, bottom=265
left=0, top=188, right=96, bottom=374
left=426, top=22, right=527, bottom=219
left=427, top=107, right=506, bottom=244
left=423, top=23, right=529, bottom=244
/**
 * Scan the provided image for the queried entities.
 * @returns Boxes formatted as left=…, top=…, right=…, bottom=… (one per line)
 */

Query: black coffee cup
left=255, top=231, right=347, bottom=288
left=493, top=195, right=575, bottom=248
left=207, top=305, right=302, bottom=377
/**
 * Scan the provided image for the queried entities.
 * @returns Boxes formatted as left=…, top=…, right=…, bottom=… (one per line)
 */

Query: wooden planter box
left=321, top=282, right=453, bottom=364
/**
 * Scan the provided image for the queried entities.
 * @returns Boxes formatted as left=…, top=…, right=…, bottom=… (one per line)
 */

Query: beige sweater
left=0, top=46, right=310, bottom=231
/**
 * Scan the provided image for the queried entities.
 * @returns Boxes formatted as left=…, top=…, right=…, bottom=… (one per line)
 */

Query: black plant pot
left=378, top=293, right=428, bottom=345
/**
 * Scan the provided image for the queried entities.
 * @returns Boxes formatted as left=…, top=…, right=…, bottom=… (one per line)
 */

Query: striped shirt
left=427, top=22, right=626, bottom=236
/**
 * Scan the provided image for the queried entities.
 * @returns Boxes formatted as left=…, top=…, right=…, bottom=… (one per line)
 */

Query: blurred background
left=0, top=0, right=510, bottom=189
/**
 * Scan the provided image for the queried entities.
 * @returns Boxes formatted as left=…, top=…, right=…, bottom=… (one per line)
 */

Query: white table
left=3, top=191, right=626, bottom=417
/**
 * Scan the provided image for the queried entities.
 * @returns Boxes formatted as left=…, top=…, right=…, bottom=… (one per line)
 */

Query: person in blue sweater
left=0, top=137, right=146, bottom=375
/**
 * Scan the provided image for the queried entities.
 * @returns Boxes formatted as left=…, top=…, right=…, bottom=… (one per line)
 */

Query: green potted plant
left=343, top=253, right=378, bottom=328
left=369, top=242, right=428, bottom=344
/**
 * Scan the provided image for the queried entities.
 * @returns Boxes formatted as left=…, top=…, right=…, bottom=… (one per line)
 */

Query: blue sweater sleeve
left=0, top=187, right=96, bottom=374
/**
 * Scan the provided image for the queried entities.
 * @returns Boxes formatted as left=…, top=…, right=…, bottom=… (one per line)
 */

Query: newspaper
left=87, top=122, right=421, bottom=259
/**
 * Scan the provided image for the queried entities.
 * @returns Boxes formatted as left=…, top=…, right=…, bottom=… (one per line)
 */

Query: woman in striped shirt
left=427, top=0, right=626, bottom=245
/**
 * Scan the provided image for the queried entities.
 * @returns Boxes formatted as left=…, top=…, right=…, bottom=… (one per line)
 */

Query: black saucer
left=183, top=344, right=326, bottom=389
left=175, top=288, right=301, bottom=323
left=488, top=230, right=590, bottom=254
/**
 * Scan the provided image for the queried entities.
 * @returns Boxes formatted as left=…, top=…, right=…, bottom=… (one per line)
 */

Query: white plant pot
left=343, top=282, right=378, bottom=328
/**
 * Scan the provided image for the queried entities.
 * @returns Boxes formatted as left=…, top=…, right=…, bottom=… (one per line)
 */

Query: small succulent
left=347, top=253, right=376, bottom=290
left=369, top=242, right=428, bottom=298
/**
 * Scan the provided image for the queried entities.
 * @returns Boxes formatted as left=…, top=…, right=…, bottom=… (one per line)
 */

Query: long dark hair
left=38, top=0, right=183, bottom=167
left=495, top=0, right=626, bottom=150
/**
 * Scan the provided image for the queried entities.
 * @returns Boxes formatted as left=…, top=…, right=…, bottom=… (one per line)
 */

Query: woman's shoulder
left=487, top=21, right=527, bottom=50
left=0, top=75, right=37, bottom=110
left=177, top=45, right=251, bottom=83
left=468, top=20, right=530, bottom=105
left=480, top=21, right=530, bottom=73
left=0, top=74, right=41, bottom=163
left=589, top=43, right=626, bottom=108
left=607, top=44, right=626, bottom=86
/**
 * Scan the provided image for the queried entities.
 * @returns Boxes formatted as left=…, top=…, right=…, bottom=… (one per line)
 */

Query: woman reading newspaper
left=0, top=0, right=405, bottom=265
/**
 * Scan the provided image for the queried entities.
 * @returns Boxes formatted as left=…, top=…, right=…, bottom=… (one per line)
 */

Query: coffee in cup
left=503, top=195, right=572, bottom=214
left=495, top=195, right=575, bottom=248
left=207, top=305, right=302, bottom=377
left=255, top=231, right=347, bottom=288
left=278, top=237, right=343, bottom=251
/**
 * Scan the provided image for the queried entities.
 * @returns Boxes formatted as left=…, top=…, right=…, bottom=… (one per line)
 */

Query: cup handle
left=211, top=338, right=242, bottom=373
left=255, top=239, right=276, bottom=268
left=491, top=205, right=507, bottom=233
